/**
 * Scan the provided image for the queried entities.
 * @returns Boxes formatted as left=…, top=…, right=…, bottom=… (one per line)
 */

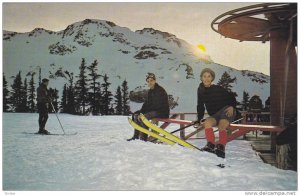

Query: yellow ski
left=140, top=114, right=200, bottom=150
left=127, top=118, right=176, bottom=145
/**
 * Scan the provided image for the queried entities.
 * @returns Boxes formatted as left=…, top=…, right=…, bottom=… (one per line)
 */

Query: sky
left=2, top=2, right=274, bottom=75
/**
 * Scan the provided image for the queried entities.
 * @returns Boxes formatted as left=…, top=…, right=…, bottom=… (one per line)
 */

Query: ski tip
left=128, top=117, right=135, bottom=125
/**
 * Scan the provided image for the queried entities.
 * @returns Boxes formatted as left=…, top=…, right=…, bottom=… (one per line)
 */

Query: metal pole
left=50, top=102, right=65, bottom=134
left=170, top=123, right=195, bottom=134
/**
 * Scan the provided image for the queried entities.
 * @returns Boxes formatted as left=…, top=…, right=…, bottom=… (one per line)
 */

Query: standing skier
left=37, top=78, right=51, bottom=134
left=195, top=68, right=237, bottom=158
left=127, top=73, right=170, bottom=141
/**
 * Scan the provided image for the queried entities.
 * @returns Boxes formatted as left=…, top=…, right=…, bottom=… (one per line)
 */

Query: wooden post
left=180, top=113, right=185, bottom=139
left=269, top=15, right=297, bottom=169
left=241, top=112, right=247, bottom=139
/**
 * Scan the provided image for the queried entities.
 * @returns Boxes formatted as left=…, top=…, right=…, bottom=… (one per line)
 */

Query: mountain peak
left=136, top=28, right=175, bottom=39
left=28, top=28, right=55, bottom=37
left=81, top=19, right=116, bottom=27
left=31, top=27, right=49, bottom=32
left=60, top=18, right=117, bottom=39
left=136, top=28, right=184, bottom=48
left=67, top=19, right=117, bottom=29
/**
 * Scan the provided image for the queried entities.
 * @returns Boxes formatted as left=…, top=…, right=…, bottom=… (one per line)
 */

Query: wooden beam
left=155, top=118, right=192, bottom=125
left=184, top=126, right=204, bottom=140
left=228, top=124, right=284, bottom=132
left=156, top=118, right=284, bottom=132
left=159, top=114, right=179, bottom=129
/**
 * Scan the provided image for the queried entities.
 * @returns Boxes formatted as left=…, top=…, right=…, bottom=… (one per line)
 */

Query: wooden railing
left=240, top=111, right=271, bottom=138
left=157, top=111, right=273, bottom=139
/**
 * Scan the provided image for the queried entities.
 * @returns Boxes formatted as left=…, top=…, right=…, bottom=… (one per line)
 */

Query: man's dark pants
left=37, top=102, right=48, bottom=131
left=132, top=111, right=160, bottom=141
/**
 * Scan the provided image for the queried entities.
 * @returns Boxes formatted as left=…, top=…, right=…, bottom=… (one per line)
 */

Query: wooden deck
left=244, top=132, right=277, bottom=167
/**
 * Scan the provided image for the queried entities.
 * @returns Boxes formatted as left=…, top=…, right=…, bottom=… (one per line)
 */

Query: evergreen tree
left=265, top=97, right=270, bottom=111
left=87, top=59, right=101, bottom=115
left=74, top=58, right=88, bottom=115
left=28, top=73, right=36, bottom=113
left=60, top=84, right=68, bottom=113
left=67, top=85, right=76, bottom=114
left=38, top=67, right=41, bottom=85
left=109, top=104, right=115, bottom=115
left=101, top=74, right=113, bottom=115
left=114, top=86, right=122, bottom=115
left=10, top=71, right=23, bottom=112
left=48, top=88, right=59, bottom=112
left=217, top=71, right=237, bottom=92
left=3, top=74, right=10, bottom=112
left=242, top=91, right=250, bottom=111
left=249, top=95, right=263, bottom=111
left=217, top=71, right=238, bottom=97
left=64, top=71, right=76, bottom=114
left=168, top=95, right=179, bottom=110
left=121, top=80, right=130, bottom=115
left=94, top=83, right=102, bottom=115
left=20, top=78, right=29, bottom=112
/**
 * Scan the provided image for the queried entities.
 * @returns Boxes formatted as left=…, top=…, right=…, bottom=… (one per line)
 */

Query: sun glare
left=197, top=44, right=206, bottom=53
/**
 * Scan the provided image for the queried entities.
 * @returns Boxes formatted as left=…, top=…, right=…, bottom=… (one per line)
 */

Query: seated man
left=195, top=68, right=237, bottom=158
left=127, top=73, right=170, bottom=141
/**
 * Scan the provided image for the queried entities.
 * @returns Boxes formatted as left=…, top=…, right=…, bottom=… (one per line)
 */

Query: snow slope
left=3, top=19, right=270, bottom=112
left=2, top=113, right=297, bottom=191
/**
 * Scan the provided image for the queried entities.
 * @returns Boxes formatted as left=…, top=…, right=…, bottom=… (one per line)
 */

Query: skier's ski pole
left=50, top=102, right=66, bottom=134
left=170, top=122, right=197, bottom=134
left=231, top=117, right=244, bottom=124
left=149, top=122, right=196, bottom=143
left=212, top=117, right=245, bottom=133
left=174, top=117, right=244, bottom=135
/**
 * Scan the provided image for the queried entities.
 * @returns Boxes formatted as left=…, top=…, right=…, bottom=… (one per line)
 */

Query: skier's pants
left=37, top=102, right=49, bottom=130
left=132, top=111, right=160, bottom=141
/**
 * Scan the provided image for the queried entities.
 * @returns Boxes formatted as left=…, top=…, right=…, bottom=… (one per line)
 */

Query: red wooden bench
left=155, top=118, right=285, bottom=142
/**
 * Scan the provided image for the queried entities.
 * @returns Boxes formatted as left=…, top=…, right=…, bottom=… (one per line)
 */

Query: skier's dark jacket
left=140, top=83, right=170, bottom=118
left=36, top=83, right=50, bottom=103
left=197, top=83, right=237, bottom=120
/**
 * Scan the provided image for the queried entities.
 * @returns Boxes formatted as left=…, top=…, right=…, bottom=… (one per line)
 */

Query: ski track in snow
left=2, top=113, right=297, bottom=191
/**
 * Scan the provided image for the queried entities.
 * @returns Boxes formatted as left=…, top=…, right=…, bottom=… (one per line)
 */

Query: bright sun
left=197, top=44, right=206, bottom=53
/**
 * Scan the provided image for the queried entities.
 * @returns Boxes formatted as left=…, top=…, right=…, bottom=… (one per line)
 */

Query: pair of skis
left=128, top=114, right=202, bottom=151
left=23, top=131, right=77, bottom=136
left=128, top=114, right=227, bottom=168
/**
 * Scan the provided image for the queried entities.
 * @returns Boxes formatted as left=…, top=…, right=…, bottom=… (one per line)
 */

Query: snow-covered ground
left=2, top=113, right=297, bottom=192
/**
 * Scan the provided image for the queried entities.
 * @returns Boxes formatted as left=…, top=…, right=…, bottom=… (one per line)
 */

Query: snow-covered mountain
left=3, top=19, right=270, bottom=112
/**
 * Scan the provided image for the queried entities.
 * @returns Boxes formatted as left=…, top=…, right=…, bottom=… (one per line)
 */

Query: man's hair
left=200, top=68, right=215, bottom=81
left=42, top=78, right=49, bottom=83
left=146, top=73, right=156, bottom=81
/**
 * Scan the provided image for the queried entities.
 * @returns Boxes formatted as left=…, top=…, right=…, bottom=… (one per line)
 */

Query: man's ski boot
left=43, top=129, right=50, bottom=134
left=127, top=137, right=137, bottom=141
left=127, top=130, right=140, bottom=141
left=201, top=142, right=215, bottom=153
left=215, top=144, right=225, bottom=158
left=38, top=129, right=44, bottom=134
left=38, top=129, right=50, bottom=135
